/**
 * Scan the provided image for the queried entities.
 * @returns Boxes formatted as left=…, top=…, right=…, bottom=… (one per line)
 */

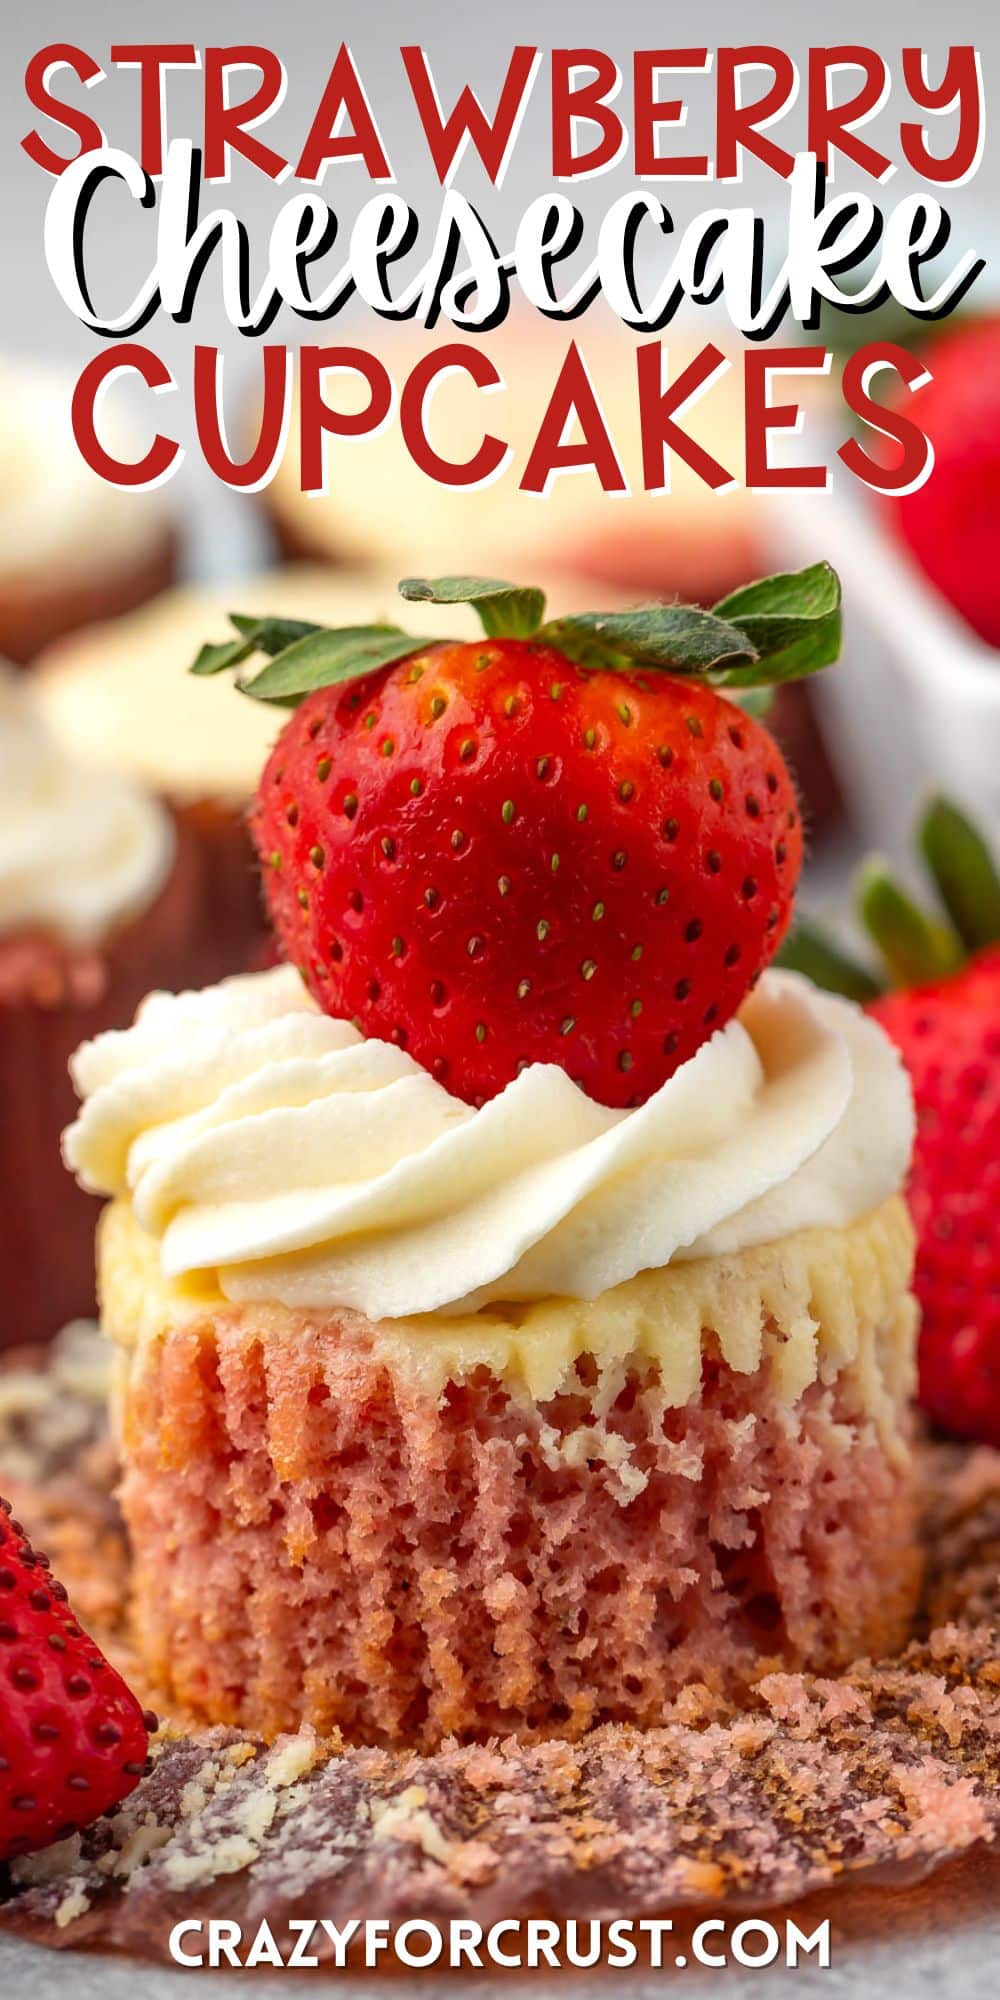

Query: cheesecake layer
left=101, top=1194, right=916, bottom=1436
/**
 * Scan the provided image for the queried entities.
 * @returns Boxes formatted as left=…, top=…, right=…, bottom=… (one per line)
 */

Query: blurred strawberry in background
left=781, top=798, right=1000, bottom=1448
left=886, top=316, right=1000, bottom=646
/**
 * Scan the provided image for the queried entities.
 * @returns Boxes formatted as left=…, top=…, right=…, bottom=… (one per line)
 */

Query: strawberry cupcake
left=0, top=673, right=207, bottom=1351
left=65, top=568, right=920, bottom=1747
left=0, top=360, right=175, bottom=666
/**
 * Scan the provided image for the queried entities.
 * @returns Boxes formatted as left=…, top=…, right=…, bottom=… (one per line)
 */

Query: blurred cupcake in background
left=34, top=566, right=505, bottom=982
left=0, top=671, right=201, bottom=1349
left=0, top=359, right=176, bottom=665
left=265, top=323, right=841, bottom=836
left=265, top=323, right=758, bottom=601
left=37, top=579, right=283, bottom=978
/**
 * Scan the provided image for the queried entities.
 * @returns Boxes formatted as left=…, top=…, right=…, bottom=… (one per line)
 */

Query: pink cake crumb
left=119, top=1305, right=920, bottom=1748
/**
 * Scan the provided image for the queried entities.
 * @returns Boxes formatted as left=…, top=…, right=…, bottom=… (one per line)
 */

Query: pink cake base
left=5, top=1336, right=998, bottom=1957
left=120, top=1308, right=919, bottom=1749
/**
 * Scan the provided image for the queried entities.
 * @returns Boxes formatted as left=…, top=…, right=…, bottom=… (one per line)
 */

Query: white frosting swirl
left=0, top=674, right=175, bottom=946
left=65, top=964, right=914, bottom=1321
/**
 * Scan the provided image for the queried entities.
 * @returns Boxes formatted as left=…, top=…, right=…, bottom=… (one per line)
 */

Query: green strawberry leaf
left=236, top=626, right=433, bottom=705
left=229, top=614, right=323, bottom=656
left=537, top=606, right=755, bottom=677
left=712, top=562, right=842, bottom=687
left=189, top=564, right=842, bottom=706
left=537, top=564, right=840, bottom=687
left=399, top=576, right=546, bottom=639
left=775, top=795, right=999, bottom=1004
left=191, top=615, right=323, bottom=677
left=857, top=858, right=963, bottom=987
left=731, top=687, right=776, bottom=720
left=777, top=920, right=885, bottom=1002
left=190, top=634, right=256, bottom=677
left=919, top=795, right=1000, bottom=952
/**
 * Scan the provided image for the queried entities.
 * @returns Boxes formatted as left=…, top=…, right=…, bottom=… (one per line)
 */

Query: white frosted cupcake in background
left=265, top=323, right=759, bottom=606
left=0, top=672, right=200, bottom=1350
left=0, top=360, right=176, bottom=665
left=37, top=572, right=290, bottom=972
left=35, top=567, right=478, bottom=815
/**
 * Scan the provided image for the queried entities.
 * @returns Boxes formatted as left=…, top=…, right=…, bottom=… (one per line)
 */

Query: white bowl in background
left=765, top=483, right=1000, bottom=870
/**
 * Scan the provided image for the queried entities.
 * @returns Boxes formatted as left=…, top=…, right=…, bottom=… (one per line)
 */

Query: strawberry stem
left=919, top=795, right=1000, bottom=954
left=399, top=576, right=545, bottom=639
left=772, top=798, right=998, bottom=1003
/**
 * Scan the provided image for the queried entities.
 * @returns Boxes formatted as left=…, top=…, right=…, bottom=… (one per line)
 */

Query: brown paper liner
left=174, top=795, right=271, bottom=975
left=0, top=530, right=178, bottom=667
left=0, top=803, right=268, bottom=1352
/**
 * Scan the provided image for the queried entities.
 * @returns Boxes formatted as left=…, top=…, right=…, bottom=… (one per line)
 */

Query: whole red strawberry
left=781, top=797, right=1000, bottom=1447
left=192, top=571, right=839, bottom=1108
left=0, top=1496, right=155, bottom=1862
left=886, top=316, right=1000, bottom=646
left=254, top=640, right=801, bottom=1107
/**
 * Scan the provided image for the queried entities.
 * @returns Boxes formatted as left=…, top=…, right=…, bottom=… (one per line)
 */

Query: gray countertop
left=3, top=1847, right=1000, bottom=1997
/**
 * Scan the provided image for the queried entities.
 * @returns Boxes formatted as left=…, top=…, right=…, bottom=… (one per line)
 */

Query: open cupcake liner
left=0, top=1331, right=997, bottom=1960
